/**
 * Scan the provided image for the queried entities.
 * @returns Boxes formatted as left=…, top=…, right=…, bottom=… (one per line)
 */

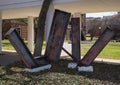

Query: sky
left=86, top=12, right=117, bottom=18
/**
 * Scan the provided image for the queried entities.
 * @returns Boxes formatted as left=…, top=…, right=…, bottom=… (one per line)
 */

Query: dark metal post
left=62, top=47, right=76, bottom=61
left=34, top=0, right=52, bottom=57
left=44, top=9, right=71, bottom=62
left=79, top=28, right=115, bottom=66
left=71, top=18, right=81, bottom=62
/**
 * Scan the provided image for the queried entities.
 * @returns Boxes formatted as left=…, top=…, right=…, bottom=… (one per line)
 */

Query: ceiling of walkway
left=1, top=0, right=120, bottom=19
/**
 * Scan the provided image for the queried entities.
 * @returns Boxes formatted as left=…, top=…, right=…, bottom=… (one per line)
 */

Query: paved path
left=0, top=51, right=20, bottom=65
left=0, top=42, right=120, bottom=65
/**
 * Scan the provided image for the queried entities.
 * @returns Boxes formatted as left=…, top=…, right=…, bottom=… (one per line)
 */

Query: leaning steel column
left=71, top=18, right=81, bottom=62
left=6, top=28, right=38, bottom=68
left=44, top=9, right=71, bottom=62
left=79, top=27, right=115, bottom=66
left=0, top=11, right=2, bottom=53
left=34, top=0, right=52, bottom=57
left=45, top=1, right=54, bottom=42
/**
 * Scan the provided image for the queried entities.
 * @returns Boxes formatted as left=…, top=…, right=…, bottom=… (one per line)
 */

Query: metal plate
left=44, top=9, right=71, bottom=62
left=71, top=18, right=81, bottom=62
left=34, top=0, right=52, bottom=57
left=6, top=28, right=38, bottom=68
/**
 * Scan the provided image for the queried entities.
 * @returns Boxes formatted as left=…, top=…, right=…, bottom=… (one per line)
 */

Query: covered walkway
left=0, top=0, right=120, bottom=52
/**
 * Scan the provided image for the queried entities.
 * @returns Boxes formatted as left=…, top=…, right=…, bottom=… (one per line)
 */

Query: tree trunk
left=34, top=0, right=52, bottom=57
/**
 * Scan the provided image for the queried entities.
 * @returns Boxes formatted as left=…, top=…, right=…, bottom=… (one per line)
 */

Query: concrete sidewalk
left=0, top=50, right=20, bottom=65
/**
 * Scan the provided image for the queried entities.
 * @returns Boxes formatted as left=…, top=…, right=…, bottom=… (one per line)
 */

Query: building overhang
left=0, top=0, right=120, bottom=19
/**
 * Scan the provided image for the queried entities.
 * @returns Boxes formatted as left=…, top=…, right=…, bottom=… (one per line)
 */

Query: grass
left=81, top=42, right=120, bottom=59
left=2, top=40, right=46, bottom=50
left=0, top=59, right=120, bottom=85
left=2, top=40, right=15, bottom=50
left=99, top=42, right=120, bottom=59
left=2, top=39, right=120, bottom=59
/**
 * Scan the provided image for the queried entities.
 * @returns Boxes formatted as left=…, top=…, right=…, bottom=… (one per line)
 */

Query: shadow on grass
left=51, top=59, right=120, bottom=83
left=0, top=58, right=120, bottom=85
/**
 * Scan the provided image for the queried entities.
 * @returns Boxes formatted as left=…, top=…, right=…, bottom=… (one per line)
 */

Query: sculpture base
left=24, top=64, right=52, bottom=73
left=68, top=62, right=77, bottom=69
left=78, top=66, right=93, bottom=72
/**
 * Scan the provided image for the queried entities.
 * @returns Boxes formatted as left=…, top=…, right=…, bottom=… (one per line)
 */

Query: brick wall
left=21, top=25, right=27, bottom=40
left=11, top=23, right=28, bottom=40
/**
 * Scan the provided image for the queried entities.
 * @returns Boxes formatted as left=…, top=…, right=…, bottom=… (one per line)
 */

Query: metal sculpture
left=5, top=6, right=118, bottom=72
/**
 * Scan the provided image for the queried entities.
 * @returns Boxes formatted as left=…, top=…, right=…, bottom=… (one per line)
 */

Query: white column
left=0, top=11, right=2, bottom=53
left=46, top=2, right=54, bottom=42
left=28, top=16, right=34, bottom=52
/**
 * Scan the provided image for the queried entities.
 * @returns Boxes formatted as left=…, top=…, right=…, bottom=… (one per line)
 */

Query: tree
left=87, top=13, right=120, bottom=41
left=103, top=14, right=120, bottom=41
left=87, top=18, right=102, bottom=40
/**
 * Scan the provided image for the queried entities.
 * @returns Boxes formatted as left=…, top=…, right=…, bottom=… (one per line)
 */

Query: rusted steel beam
left=71, top=18, right=81, bottom=62
left=34, top=0, right=52, bottom=57
left=5, top=28, right=39, bottom=68
left=44, top=9, right=71, bottom=62
left=79, top=27, right=115, bottom=66
left=35, top=56, right=49, bottom=66
left=62, top=47, right=75, bottom=60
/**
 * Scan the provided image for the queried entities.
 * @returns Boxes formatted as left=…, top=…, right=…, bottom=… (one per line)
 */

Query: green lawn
left=81, top=42, right=120, bottom=59
left=2, top=40, right=120, bottom=59
left=2, top=40, right=46, bottom=50
left=2, top=40, right=15, bottom=50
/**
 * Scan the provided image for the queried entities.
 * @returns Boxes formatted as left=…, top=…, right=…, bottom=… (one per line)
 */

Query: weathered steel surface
left=34, top=0, right=52, bottom=57
left=44, top=9, right=71, bottom=62
left=71, top=18, right=81, bottom=62
left=35, top=56, right=49, bottom=66
left=79, top=28, right=115, bottom=66
left=62, top=47, right=76, bottom=60
left=5, top=28, right=38, bottom=68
